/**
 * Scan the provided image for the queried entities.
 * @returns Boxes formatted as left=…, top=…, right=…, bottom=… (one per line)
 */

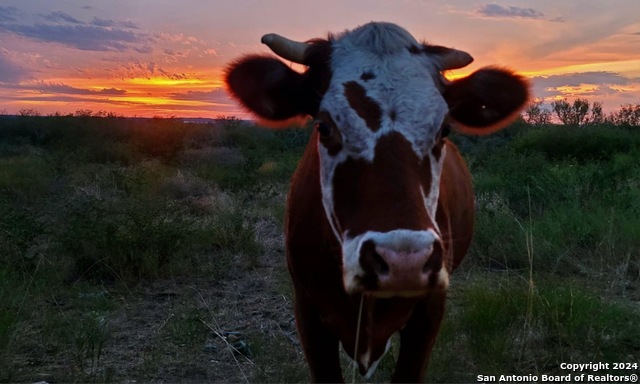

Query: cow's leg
left=391, top=291, right=446, bottom=383
left=294, top=295, right=344, bottom=383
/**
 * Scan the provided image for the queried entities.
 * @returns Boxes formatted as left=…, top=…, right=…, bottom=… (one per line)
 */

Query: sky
left=1, top=0, right=639, bottom=119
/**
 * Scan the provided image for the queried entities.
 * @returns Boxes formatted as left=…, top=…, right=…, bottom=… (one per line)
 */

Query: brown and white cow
left=226, top=22, right=528, bottom=382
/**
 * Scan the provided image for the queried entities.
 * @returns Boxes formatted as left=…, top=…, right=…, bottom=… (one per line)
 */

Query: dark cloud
left=145, top=62, right=187, bottom=80
left=0, top=6, right=19, bottom=22
left=91, top=17, right=113, bottom=27
left=3, top=9, right=144, bottom=52
left=531, top=71, right=639, bottom=99
left=0, top=23, right=150, bottom=52
left=41, top=11, right=84, bottom=24
left=3, top=94, right=122, bottom=105
left=96, top=87, right=127, bottom=95
left=170, top=89, right=229, bottom=103
left=122, top=62, right=187, bottom=80
left=533, top=71, right=633, bottom=88
left=117, top=20, right=139, bottom=29
left=164, top=49, right=187, bottom=58
left=33, top=82, right=127, bottom=96
left=477, top=3, right=544, bottom=18
left=0, top=50, right=27, bottom=83
left=116, top=61, right=188, bottom=80
left=477, top=3, right=559, bottom=21
left=91, top=17, right=139, bottom=29
left=134, top=45, right=154, bottom=54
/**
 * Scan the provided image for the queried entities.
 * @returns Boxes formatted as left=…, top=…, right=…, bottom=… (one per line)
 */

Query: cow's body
left=225, top=22, right=528, bottom=382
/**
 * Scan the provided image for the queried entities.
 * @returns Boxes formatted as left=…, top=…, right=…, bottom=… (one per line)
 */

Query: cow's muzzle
left=344, top=229, right=449, bottom=296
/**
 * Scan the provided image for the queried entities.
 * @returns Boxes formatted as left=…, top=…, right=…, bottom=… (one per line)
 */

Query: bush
left=194, top=124, right=311, bottom=190
left=469, top=125, right=640, bottom=278
left=129, top=118, right=189, bottom=160
left=54, top=196, right=226, bottom=282
left=0, top=155, right=55, bottom=198
left=512, top=125, right=640, bottom=162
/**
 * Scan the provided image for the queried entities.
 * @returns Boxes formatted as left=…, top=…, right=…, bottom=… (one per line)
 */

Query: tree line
left=524, top=99, right=640, bottom=127
left=3, top=101, right=640, bottom=128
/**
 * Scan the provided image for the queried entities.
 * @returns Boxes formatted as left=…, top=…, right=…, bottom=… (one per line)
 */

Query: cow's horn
left=261, top=33, right=310, bottom=64
left=440, top=49, right=474, bottom=70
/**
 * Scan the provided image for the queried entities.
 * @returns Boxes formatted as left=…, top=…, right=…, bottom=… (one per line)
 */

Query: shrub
left=0, top=155, right=55, bottom=198
left=53, top=196, right=227, bottom=282
left=129, top=118, right=189, bottom=160
left=470, top=126, right=640, bottom=278
left=512, top=125, right=640, bottom=163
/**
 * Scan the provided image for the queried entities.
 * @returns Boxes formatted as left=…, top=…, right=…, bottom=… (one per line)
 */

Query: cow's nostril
left=360, top=240, right=389, bottom=276
left=422, top=259, right=430, bottom=274
left=422, top=242, right=441, bottom=273
left=372, top=250, right=390, bottom=274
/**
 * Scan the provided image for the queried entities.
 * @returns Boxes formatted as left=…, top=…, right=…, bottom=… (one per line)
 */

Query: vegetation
left=524, top=98, right=640, bottom=128
left=0, top=108, right=638, bottom=382
left=550, top=98, right=604, bottom=126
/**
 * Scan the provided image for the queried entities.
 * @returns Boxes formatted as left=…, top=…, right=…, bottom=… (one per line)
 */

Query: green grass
left=470, top=125, right=640, bottom=278
left=0, top=115, right=638, bottom=382
left=427, top=276, right=640, bottom=383
left=0, top=155, right=55, bottom=198
left=249, top=331, right=308, bottom=383
left=168, top=307, right=210, bottom=347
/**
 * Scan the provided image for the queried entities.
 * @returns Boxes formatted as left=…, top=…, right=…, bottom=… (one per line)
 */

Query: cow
left=225, top=22, right=528, bottom=383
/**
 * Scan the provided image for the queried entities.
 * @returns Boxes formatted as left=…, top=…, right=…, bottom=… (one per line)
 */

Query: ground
left=6, top=215, right=310, bottom=383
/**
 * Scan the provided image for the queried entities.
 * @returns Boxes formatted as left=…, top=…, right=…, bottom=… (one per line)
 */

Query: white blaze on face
left=315, top=23, right=450, bottom=276
left=424, top=144, right=447, bottom=222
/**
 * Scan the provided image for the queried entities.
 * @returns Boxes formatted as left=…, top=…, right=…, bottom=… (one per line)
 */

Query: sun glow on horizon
left=2, top=71, right=237, bottom=118
left=520, top=59, right=640, bottom=78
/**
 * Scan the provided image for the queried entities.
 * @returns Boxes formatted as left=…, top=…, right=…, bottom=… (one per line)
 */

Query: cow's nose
left=359, top=237, right=443, bottom=294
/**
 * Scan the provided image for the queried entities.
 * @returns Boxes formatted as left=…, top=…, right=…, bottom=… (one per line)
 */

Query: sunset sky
left=1, top=0, right=639, bottom=119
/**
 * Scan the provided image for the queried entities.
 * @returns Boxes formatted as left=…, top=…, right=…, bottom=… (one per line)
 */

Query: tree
left=551, top=98, right=591, bottom=126
left=523, top=98, right=552, bottom=125
left=609, top=103, right=640, bottom=127
left=18, top=108, right=41, bottom=117
left=551, top=99, right=571, bottom=125
left=588, top=101, right=604, bottom=125
left=74, top=109, right=94, bottom=117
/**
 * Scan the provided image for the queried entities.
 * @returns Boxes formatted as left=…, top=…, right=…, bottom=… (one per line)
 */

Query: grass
left=0, top=114, right=638, bottom=382
left=427, top=276, right=640, bottom=383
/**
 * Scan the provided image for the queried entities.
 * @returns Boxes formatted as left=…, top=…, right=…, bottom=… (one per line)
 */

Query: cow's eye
left=316, top=121, right=332, bottom=138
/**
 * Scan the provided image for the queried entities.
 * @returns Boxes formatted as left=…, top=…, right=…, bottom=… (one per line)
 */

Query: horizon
left=1, top=1, right=639, bottom=119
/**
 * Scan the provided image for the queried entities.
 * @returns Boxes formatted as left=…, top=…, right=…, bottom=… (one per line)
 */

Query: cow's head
left=226, top=22, right=528, bottom=296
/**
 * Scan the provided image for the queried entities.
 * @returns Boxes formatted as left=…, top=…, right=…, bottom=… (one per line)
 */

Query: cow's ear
left=225, top=55, right=311, bottom=121
left=444, top=67, right=529, bottom=135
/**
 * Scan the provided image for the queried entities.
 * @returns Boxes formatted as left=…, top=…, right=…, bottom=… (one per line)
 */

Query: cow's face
left=226, top=22, right=528, bottom=296
left=314, top=24, right=457, bottom=295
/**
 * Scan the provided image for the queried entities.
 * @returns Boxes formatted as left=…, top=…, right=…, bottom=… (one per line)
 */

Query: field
left=1, top=115, right=639, bottom=383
